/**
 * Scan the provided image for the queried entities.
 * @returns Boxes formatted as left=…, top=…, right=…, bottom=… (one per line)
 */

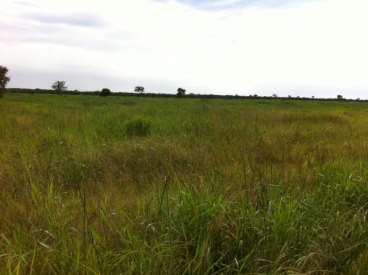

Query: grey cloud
left=0, top=16, right=126, bottom=51
left=13, top=0, right=39, bottom=8
left=166, top=0, right=316, bottom=10
left=25, top=12, right=106, bottom=28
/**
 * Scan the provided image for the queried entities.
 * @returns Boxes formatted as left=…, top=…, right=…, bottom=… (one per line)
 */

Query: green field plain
left=0, top=93, right=368, bottom=274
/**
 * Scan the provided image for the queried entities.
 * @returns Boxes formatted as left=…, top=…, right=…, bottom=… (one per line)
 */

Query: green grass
left=0, top=93, right=368, bottom=274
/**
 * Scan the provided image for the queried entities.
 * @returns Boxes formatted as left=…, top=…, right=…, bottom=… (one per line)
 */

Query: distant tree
left=135, top=86, right=145, bottom=94
left=0, top=65, right=10, bottom=97
left=52, top=81, right=67, bottom=92
left=337, top=94, right=344, bottom=100
left=177, top=88, right=186, bottom=97
left=272, top=94, right=278, bottom=98
left=100, top=88, right=112, bottom=97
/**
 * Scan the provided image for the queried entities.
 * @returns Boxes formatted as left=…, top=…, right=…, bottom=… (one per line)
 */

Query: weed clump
left=125, top=118, right=152, bottom=137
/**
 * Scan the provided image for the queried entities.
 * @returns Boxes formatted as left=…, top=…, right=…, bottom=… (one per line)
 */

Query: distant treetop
left=0, top=66, right=10, bottom=97
left=177, top=88, right=186, bottom=97
left=52, top=81, right=67, bottom=92
left=135, top=86, right=145, bottom=93
left=0, top=66, right=10, bottom=88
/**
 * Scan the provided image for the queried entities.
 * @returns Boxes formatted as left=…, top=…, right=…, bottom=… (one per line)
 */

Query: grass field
left=0, top=93, right=368, bottom=274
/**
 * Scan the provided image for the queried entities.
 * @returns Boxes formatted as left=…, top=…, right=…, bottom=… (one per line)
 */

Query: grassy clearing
left=0, top=93, right=367, bottom=274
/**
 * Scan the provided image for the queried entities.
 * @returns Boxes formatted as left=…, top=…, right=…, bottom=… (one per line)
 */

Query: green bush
left=125, top=118, right=152, bottom=137
left=100, top=88, right=112, bottom=97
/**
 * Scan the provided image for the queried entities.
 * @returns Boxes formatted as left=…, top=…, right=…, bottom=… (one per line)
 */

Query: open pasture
left=0, top=93, right=368, bottom=274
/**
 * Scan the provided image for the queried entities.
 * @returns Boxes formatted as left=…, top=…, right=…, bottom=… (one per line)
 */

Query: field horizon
left=7, top=88, right=365, bottom=102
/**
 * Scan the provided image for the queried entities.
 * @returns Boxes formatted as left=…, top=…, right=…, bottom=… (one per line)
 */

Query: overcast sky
left=1, top=0, right=368, bottom=98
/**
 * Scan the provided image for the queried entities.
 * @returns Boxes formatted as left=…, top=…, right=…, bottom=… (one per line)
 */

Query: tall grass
left=0, top=93, right=367, bottom=274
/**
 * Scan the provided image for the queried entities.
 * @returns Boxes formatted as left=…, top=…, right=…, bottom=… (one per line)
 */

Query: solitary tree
left=52, top=81, right=67, bottom=92
left=0, top=66, right=10, bottom=97
left=177, top=88, right=186, bottom=97
left=100, top=88, right=112, bottom=96
left=337, top=94, right=344, bottom=100
left=135, top=86, right=145, bottom=94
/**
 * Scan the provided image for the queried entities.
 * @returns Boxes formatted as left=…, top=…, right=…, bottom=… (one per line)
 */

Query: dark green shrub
left=100, top=88, right=112, bottom=96
left=125, top=118, right=151, bottom=137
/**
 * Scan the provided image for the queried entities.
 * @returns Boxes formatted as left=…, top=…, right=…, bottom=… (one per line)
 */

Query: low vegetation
left=125, top=118, right=152, bottom=138
left=0, top=93, right=367, bottom=274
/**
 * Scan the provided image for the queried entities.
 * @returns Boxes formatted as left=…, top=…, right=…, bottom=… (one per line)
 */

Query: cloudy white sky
left=1, top=0, right=368, bottom=98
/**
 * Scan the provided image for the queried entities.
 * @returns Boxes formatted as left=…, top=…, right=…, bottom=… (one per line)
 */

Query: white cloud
left=1, top=0, right=368, bottom=98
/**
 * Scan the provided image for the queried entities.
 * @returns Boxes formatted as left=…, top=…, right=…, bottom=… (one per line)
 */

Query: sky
left=1, top=0, right=368, bottom=98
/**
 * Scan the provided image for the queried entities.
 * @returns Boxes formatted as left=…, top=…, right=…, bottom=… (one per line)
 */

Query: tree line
left=0, top=65, right=357, bottom=101
left=50, top=80, right=187, bottom=97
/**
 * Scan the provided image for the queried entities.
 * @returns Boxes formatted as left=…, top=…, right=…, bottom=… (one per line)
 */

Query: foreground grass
left=0, top=93, right=368, bottom=274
